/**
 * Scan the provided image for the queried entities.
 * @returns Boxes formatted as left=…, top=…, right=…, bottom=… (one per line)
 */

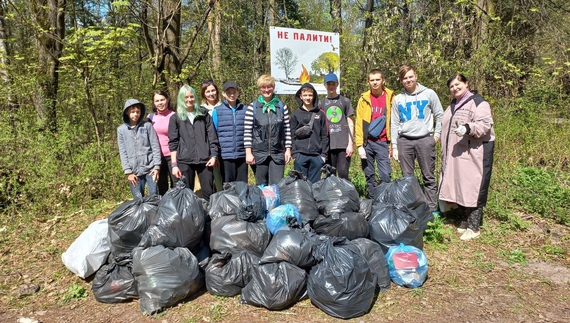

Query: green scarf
left=257, top=95, right=280, bottom=113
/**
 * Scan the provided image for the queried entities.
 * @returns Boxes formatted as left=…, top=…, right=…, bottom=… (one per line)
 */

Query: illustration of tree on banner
left=275, top=47, right=298, bottom=80
left=311, top=52, right=339, bottom=77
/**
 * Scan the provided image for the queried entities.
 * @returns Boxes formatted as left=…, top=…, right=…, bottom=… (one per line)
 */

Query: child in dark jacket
left=291, top=83, right=329, bottom=183
left=117, top=99, right=161, bottom=199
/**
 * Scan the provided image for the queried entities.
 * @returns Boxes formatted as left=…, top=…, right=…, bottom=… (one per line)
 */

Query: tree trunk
left=0, top=2, right=16, bottom=111
left=473, top=0, right=494, bottom=91
left=211, top=0, right=221, bottom=81
left=140, top=0, right=213, bottom=93
left=329, top=0, right=342, bottom=34
left=362, top=0, right=374, bottom=69
left=32, top=0, right=66, bottom=133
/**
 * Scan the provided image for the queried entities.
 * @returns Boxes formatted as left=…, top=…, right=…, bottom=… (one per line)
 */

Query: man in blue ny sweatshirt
left=391, top=65, right=444, bottom=212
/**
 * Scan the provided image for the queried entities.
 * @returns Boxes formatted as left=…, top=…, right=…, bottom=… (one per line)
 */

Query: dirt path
left=1, top=217, right=569, bottom=323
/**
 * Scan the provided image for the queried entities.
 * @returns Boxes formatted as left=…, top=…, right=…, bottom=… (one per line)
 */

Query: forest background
left=1, top=0, right=567, bottom=224
left=0, top=0, right=569, bottom=320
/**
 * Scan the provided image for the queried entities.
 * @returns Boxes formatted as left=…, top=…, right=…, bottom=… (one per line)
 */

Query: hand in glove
left=454, top=120, right=468, bottom=136
left=392, top=148, right=399, bottom=162
left=358, top=146, right=367, bottom=159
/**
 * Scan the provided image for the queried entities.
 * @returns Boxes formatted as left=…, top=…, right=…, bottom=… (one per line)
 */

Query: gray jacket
left=117, top=99, right=161, bottom=176
left=390, top=83, right=444, bottom=148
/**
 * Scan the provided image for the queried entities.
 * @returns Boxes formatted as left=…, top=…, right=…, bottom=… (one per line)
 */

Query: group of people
left=117, top=64, right=495, bottom=241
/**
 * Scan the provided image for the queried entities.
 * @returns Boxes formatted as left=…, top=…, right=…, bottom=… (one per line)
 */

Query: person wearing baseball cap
left=211, top=81, right=249, bottom=183
left=318, top=72, right=354, bottom=180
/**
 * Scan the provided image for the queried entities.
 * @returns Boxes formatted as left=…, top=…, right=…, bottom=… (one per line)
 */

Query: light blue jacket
left=117, top=99, right=161, bottom=176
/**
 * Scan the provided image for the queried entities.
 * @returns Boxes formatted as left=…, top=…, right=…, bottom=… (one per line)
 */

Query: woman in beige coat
left=439, top=74, right=495, bottom=241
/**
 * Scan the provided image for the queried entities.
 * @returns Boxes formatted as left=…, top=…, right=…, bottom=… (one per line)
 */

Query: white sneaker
left=460, top=229, right=481, bottom=241
left=457, top=221, right=468, bottom=233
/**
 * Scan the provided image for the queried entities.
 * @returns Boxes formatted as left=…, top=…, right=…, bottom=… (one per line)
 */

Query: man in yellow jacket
left=355, top=69, right=395, bottom=199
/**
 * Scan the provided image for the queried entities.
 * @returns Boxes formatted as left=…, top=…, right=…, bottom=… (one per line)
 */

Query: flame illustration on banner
left=299, top=64, right=310, bottom=84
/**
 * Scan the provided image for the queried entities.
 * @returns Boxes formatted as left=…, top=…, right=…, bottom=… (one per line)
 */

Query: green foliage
left=0, top=110, right=128, bottom=216
left=424, top=213, right=453, bottom=247
left=500, top=249, right=528, bottom=266
left=510, top=167, right=570, bottom=225
left=310, top=52, right=340, bottom=75
left=62, top=283, right=88, bottom=304
left=543, top=244, right=566, bottom=256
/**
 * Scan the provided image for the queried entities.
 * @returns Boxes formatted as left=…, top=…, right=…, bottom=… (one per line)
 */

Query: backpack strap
left=307, top=112, right=316, bottom=128
left=147, top=113, right=155, bottom=122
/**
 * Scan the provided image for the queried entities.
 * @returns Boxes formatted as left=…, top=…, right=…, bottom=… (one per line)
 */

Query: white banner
left=270, top=26, right=340, bottom=95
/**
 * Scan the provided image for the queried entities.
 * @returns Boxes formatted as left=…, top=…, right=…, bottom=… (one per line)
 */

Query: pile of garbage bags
left=62, top=172, right=432, bottom=318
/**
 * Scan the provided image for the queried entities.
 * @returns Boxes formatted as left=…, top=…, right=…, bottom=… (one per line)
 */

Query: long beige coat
left=439, top=94, right=495, bottom=208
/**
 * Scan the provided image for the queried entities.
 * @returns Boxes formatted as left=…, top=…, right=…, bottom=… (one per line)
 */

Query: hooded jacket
left=168, top=106, right=219, bottom=165
left=291, top=83, right=329, bottom=158
left=354, top=88, right=394, bottom=148
left=117, top=99, right=162, bottom=176
left=390, top=83, right=444, bottom=148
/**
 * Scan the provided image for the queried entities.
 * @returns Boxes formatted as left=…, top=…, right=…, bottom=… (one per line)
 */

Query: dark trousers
left=294, top=153, right=325, bottom=184
left=252, top=156, right=284, bottom=185
left=157, top=155, right=176, bottom=195
left=175, top=163, right=214, bottom=201
left=459, top=205, right=483, bottom=231
left=329, top=148, right=351, bottom=180
left=397, top=135, right=437, bottom=211
left=222, top=157, right=248, bottom=184
left=360, top=140, right=391, bottom=199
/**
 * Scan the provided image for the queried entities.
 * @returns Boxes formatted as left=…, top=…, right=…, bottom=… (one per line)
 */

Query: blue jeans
left=294, top=153, right=325, bottom=184
left=360, top=140, right=391, bottom=199
left=129, top=173, right=158, bottom=199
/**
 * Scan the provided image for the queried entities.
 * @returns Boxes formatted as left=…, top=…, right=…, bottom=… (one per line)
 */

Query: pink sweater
left=150, top=110, right=175, bottom=157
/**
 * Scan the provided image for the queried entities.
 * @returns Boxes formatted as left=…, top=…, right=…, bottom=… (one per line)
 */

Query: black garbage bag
left=368, top=203, right=426, bottom=252
left=92, top=253, right=137, bottom=303
left=312, top=212, right=369, bottom=240
left=349, top=238, right=391, bottom=291
left=209, top=215, right=271, bottom=257
left=312, top=165, right=360, bottom=216
left=359, top=198, right=373, bottom=220
left=208, top=190, right=241, bottom=220
left=132, top=245, right=203, bottom=316
left=193, top=240, right=211, bottom=271
left=308, top=237, right=377, bottom=319
left=278, top=170, right=319, bottom=224
left=108, top=195, right=161, bottom=256
left=138, top=179, right=205, bottom=252
left=373, top=176, right=432, bottom=221
left=231, top=181, right=267, bottom=222
left=205, top=251, right=260, bottom=297
left=240, top=261, right=307, bottom=310
left=260, top=226, right=316, bottom=269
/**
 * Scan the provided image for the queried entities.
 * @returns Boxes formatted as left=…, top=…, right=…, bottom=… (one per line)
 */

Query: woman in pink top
left=149, top=90, right=176, bottom=195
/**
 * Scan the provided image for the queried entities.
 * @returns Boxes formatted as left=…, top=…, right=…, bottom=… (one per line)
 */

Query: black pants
left=329, top=148, right=351, bottom=180
left=222, top=157, right=248, bottom=184
left=252, top=156, right=284, bottom=185
left=157, top=155, right=176, bottom=195
left=175, top=163, right=214, bottom=201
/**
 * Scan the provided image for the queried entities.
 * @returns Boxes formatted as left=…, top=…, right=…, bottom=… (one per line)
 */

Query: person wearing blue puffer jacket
left=212, top=81, right=249, bottom=183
